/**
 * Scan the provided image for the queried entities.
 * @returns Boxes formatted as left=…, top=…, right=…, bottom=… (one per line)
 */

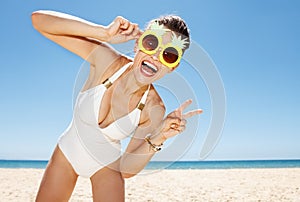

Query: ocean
left=0, top=159, right=300, bottom=170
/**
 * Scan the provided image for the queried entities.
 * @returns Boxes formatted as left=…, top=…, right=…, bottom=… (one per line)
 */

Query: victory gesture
left=105, top=16, right=143, bottom=44
left=158, top=99, right=203, bottom=140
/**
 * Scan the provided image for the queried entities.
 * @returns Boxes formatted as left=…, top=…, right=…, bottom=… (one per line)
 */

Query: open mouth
left=140, top=61, right=158, bottom=77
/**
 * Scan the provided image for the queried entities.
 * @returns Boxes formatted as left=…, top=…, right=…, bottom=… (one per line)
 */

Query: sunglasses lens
left=163, top=47, right=179, bottom=64
left=142, top=34, right=159, bottom=51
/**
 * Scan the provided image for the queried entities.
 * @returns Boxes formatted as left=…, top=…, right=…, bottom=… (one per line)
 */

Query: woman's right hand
left=150, top=99, right=203, bottom=145
left=105, top=16, right=143, bottom=44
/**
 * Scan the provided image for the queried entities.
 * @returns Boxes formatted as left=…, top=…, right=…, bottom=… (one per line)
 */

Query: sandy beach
left=0, top=168, right=299, bottom=201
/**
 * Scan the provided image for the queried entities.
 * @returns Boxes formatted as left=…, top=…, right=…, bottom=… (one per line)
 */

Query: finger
left=131, top=24, right=141, bottom=38
left=183, top=109, right=203, bottom=119
left=124, top=24, right=140, bottom=40
left=177, top=99, right=193, bottom=113
left=170, top=120, right=186, bottom=130
left=167, top=117, right=181, bottom=127
left=114, top=16, right=125, bottom=22
left=136, top=29, right=144, bottom=38
left=114, top=16, right=127, bottom=28
left=121, top=23, right=135, bottom=35
left=170, top=123, right=177, bottom=128
left=178, top=125, right=186, bottom=132
left=119, top=18, right=130, bottom=30
left=180, top=119, right=187, bottom=126
left=170, top=125, right=186, bottom=133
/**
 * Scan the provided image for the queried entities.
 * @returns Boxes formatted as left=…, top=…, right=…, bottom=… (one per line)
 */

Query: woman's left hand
left=156, top=99, right=203, bottom=141
left=105, top=16, right=143, bottom=44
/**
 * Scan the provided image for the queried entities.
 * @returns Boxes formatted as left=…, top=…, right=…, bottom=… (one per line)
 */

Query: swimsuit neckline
left=78, top=62, right=150, bottom=130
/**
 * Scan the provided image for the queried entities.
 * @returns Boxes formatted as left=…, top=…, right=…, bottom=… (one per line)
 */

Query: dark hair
left=149, top=15, right=190, bottom=52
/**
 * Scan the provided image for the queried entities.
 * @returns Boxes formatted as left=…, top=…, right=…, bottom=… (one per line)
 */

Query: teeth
left=143, top=61, right=158, bottom=72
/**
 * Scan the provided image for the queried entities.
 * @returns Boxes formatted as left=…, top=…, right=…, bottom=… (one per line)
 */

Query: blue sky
left=0, top=0, right=299, bottom=161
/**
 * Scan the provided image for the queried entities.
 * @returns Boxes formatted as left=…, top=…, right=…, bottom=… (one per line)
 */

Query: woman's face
left=132, top=29, right=177, bottom=85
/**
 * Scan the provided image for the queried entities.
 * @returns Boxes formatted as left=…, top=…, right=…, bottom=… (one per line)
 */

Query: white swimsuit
left=58, top=62, right=149, bottom=178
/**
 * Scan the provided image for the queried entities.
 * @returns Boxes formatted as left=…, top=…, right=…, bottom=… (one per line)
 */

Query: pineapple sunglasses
left=138, top=26, right=189, bottom=69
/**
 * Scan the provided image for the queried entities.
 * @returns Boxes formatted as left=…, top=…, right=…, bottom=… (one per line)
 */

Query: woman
left=31, top=10, right=202, bottom=201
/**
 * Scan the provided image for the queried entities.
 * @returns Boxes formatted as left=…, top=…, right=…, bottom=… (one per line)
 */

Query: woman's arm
left=120, top=103, right=166, bottom=178
left=31, top=10, right=141, bottom=65
left=120, top=100, right=202, bottom=178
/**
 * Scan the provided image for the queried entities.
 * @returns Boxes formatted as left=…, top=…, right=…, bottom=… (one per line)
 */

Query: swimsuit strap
left=137, top=85, right=151, bottom=111
left=101, top=61, right=150, bottom=111
left=102, top=62, right=133, bottom=89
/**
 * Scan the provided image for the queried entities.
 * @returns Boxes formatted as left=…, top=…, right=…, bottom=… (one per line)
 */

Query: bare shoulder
left=88, top=43, right=121, bottom=70
left=93, top=55, right=133, bottom=83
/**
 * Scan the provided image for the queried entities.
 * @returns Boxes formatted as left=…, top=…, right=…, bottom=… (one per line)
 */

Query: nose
left=152, top=54, right=159, bottom=61
left=151, top=48, right=161, bottom=61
